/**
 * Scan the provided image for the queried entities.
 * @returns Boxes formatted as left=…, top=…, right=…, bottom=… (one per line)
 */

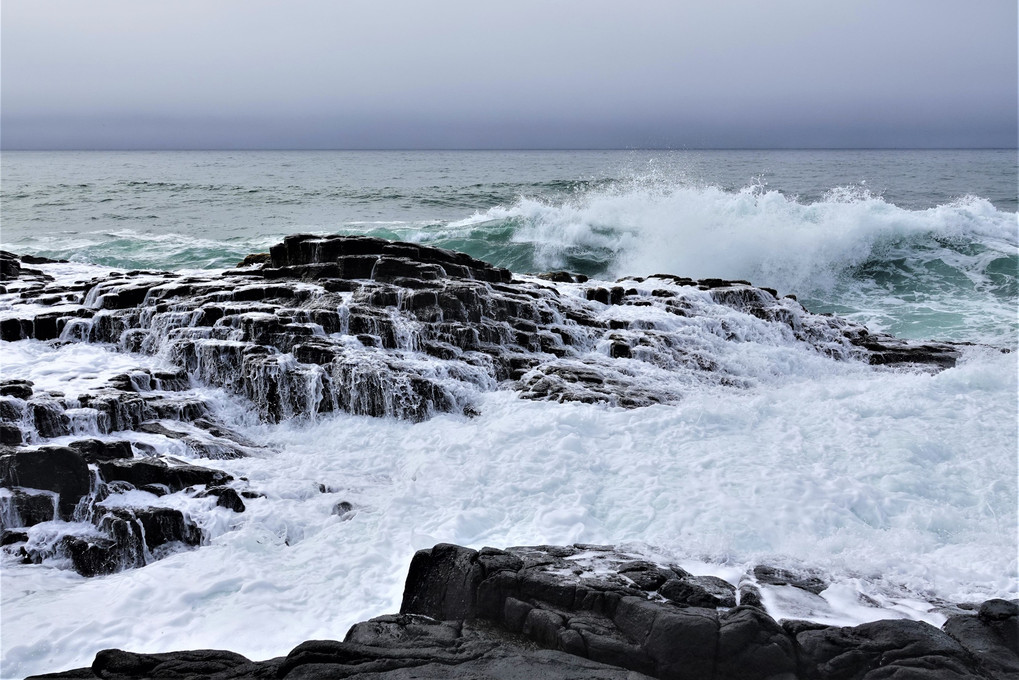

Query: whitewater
left=1, top=150, right=1016, bottom=678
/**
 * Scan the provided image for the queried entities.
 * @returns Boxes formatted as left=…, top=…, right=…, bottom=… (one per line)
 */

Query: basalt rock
left=96, top=458, right=231, bottom=493
left=66, top=439, right=134, bottom=463
left=0, top=237, right=962, bottom=424
left=197, top=485, right=246, bottom=513
left=0, top=364, right=260, bottom=578
left=29, top=543, right=1017, bottom=680
left=0, top=446, right=91, bottom=519
left=43, top=506, right=202, bottom=576
left=1, top=488, right=57, bottom=527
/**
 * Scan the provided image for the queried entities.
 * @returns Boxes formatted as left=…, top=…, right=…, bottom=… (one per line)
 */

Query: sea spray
left=1, top=150, right=1016, bottom=678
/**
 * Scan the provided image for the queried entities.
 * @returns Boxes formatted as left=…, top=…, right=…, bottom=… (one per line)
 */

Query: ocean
left=1, top=149, right=1017, bottom=677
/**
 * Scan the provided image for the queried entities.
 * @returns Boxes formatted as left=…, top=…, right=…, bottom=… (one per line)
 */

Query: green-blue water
left=2, top=149, right=1016, bottom=344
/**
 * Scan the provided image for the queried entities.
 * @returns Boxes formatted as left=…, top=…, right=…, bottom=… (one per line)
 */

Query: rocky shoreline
left=1, top=237, right=1009, bottom=678
left=1, top=236, right=969, bottom=579
left=27, top=543, right=1019, bottom=679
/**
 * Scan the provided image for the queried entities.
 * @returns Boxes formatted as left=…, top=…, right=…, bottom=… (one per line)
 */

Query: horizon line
left=2, top=146, right=1017, bottom=152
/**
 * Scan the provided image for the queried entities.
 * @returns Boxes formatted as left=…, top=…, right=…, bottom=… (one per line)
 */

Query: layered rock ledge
left=1, top=236, right=971, bottom=578
left=0, top=235, right=963, bottom=422
left=30, top=543, right=1019, bottom=680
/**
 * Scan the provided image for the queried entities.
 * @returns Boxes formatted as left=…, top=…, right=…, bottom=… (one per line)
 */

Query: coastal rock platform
left=1, top=236, right=967, bottom=578
left=29, top=543, right=1019, bottom=680
left=3, top=238, right=1004, bottom=677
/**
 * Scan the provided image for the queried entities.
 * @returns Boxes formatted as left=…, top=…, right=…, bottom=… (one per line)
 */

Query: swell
left=6, top=181, right=1016, bottom=343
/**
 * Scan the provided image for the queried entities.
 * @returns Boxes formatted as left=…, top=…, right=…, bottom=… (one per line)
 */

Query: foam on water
left=1, top=151, right=1016, bottom=676
left=2, top=328, right=1016, bottom=677
left=439, top=185, right=1017, bottom=344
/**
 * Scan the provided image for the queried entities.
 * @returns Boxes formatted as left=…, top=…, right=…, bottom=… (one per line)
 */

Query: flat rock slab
left=1, top=236, right=963, bottom=424
left=23, top=545, right=1018, bottom=680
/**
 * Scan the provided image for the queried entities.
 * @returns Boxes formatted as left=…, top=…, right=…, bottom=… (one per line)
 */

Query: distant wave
left=8, top=180, right=1016, bottom=343
left=427, top=184, right=1014, bottom=291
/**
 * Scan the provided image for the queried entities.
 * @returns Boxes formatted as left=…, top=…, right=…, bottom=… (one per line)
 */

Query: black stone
left=753, top=564, right=828, bottom=595
left=198, top=486, right=246, bottom=513
left=97, top=458, right=231, bottom=493
left=0, top=424, right=23, bottom=446
left=659, top=576, right=737, bottom=608
left=0, top=380, right=34, bottom=400
left=1, top=529, right=29, bottom=545
left=1, top=489, right=57, bottom=527
left=67, top=439, right=134, bottom=463
left=0, top=446, right=90, bottom=519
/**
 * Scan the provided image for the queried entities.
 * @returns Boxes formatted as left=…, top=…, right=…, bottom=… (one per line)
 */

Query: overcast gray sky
left=2, top=0, right=1016, bottom=149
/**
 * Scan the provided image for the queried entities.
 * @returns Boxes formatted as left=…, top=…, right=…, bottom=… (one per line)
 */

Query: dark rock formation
left=0, top=446, right=91, bottom=519
left=0, top=239, right=980, bottom=636
left=0, top=236, right=961, bottom=425
left=27, top=543, right=1017, bottom=680
left=1, top=488, right=57, bottom=527
left=197, top=485, right=246, bottom=512
left=96, top=458, right=231, bottom=493
left=67, top=439, right=134, bottom=463
left=942, top=600, right=1019, bottom=679
left=0, top=360, right=262, bottom=576
left=754, top=565, right=829, bottom=595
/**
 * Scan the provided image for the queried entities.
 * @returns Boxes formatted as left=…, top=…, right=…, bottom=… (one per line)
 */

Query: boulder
left=794, top=618, right=984, bottom=680
left=0, top=379, right=34, bottom=400
left=96, top=458, right=231, bottom=493
left=1, top=489, right=57, bottom=527
left=0, top=446, right=91, bottom=519
left=943, top=599, right=1019, bottom=678
left=197, top=486, right=246, bottom=513
left=659, top=575, right=737, bottom=608
left=20, top=542, right=1019, bottom=679
left=67, top=439, right=134, bottom=463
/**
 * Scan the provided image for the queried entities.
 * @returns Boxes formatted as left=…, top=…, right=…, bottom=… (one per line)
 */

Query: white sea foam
left=451, top=186, right=1015, bottom=291
left=439, top=184, right=1018, bottom=344
left=2, top=331, right=1015, bottom=677
left=1, top=154, right=1017, bottom=676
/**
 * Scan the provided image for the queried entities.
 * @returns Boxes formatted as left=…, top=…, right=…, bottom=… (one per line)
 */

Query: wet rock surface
left=30, top=544, right=1017, bottom=679
left=0, top=366, right=261, bottom=577
left=2, top=238, right=986, bottom=668
left=1, top=235, right=962, bottom=424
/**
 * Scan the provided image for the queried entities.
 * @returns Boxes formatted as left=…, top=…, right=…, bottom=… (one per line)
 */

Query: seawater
left=1, top=150, right=1016, bottom=678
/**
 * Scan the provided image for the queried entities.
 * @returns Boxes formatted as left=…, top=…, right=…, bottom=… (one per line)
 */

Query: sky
left=1, top=0, right=1016, bottom=150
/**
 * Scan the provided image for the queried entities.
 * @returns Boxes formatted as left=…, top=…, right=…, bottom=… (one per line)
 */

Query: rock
left=31, top=401, right=72, bottom=438
left=0, top=379, right=34, bottom=400
left=236, top=252, right=271, bottom=267
left=716, top=606, right=797, bottom=680
left=0, top=446, right=91, bottom=519
left=97, top=458, right=231, bottom=493
left=131, top=507, right=202, bottom=551
left=58, top=507, right=201, bottom=577
left=738, top=582, right=765, bottom=608
left=0, top=424, right=23, bottom=446
left=25, top=648, right=261, bottom=680
left=537, top=271, right=587, bottom=284
left=67, top=439, right=134, bottom=463
left=617, top=560, right=672, bottom=591
left=753, top=565, right=828, bottom=595
left=0, top=250, right=22, bottom=280
left=659, top=575, right=737, bottom=608
left=1, top=529, right=29, bottom=545
left=943, top=599, right=1019, bottom=678
left=331, top=500, right=354, bottom=518
left=197, top=486, right=246, bottom=512
left=0, top=239, right=964, bottom=425
left=794, top=618, right=985, bottom=680
left=0, top=489, right=57, bottom=527
left=22, top=542, right=1019, bottom=679
left=401, top=543, right=485, bottom=621
left=61, top=535, right=130, bottom=577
